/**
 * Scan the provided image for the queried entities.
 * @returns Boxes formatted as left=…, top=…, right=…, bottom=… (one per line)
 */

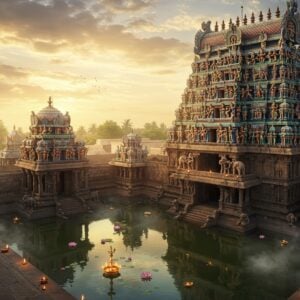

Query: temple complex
left=16, top=97, right=90, bottom=219
left=165, top=1, right=300, bottom=232
left=109, top=133, right=148, bottom=196
left=0, top=125, right=22, bottom=167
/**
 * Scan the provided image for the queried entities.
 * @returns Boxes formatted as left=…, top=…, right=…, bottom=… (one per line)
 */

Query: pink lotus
left=68, top=242, right=77, bottom=248
left=114, top=225, right=121, bottom=232
left=141, top=272, right=152, bottom=281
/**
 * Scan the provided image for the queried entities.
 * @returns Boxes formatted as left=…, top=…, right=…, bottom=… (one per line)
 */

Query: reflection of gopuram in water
left=5, top=218, right=94, bottom=286
left=165, top=2, right=300, bottom=233
left=162, top=220, right=290, bottom=300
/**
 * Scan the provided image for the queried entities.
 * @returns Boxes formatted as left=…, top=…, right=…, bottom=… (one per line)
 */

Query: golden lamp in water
left=102, top=246, right=121, bottom=278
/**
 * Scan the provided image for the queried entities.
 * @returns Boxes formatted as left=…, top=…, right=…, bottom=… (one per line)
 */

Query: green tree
left=86, top=123, right=98, bottom=144
left=121, top=119, right=133, bottom=135
left=98, top=120, right=123, bottom=139
left=0, top=121, right=8, bottom=149
left=76, top=126, right=87, bottom=142
left=142, top=121, right=167, bottom=140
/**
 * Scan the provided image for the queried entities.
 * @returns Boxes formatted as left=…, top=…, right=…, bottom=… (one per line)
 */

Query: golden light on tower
left=102, top=246, right=121, bottom=278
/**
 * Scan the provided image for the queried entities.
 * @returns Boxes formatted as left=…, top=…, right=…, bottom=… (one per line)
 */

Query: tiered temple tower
left=0, top=125, right=22, bottom=166
left=16, top=97, right=90, bottom=219
left=109, top=133, right=148, bottom=196
left=166, top=1, right=300, bottom=232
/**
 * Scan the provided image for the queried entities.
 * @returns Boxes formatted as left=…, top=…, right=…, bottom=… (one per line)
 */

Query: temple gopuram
left=16, top=97, right=90, bottom=219
left=109, top=133, right=148, bottom=196
left=0, top=125, right=22, bottom=167
left=166, top=1, right=300, bottom=232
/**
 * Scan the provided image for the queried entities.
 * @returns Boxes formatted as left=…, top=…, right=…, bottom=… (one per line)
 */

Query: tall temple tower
left=166, top=1, right=300, bottom=232
left=16, top=97, right=90, bottom=219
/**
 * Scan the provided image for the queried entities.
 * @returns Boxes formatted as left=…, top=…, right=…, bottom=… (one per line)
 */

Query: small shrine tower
left=109, top=133, right=148, bottom=196
left=0, top=125, right=22, bottom=167
left=16, top=97, right=90, bottom=219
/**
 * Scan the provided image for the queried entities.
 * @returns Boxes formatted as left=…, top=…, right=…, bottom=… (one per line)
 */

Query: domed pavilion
left=16, top=97, right=90, bottom=219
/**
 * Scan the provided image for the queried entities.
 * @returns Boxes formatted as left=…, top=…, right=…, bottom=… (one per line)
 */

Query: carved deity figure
left=232, top=159, right=245, bottom=176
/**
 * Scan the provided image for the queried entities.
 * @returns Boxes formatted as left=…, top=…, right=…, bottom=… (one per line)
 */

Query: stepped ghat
left=165, top=1, right=300, bottom=232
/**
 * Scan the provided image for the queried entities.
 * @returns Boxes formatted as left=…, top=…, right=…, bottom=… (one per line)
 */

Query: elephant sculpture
left=232, top=160, right=246, bottom=176
left=236, top=213, right=250, bottom=227
left=286, top=213, right=297, bottom=226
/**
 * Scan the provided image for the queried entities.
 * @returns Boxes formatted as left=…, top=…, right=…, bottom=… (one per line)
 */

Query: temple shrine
left=166, top=1, right=300, bottom=232
left=109, top=133, right=148, bottom=196
left=0, top=125, right=22, bottom=167
left=16, top=97, right=90, bottom=219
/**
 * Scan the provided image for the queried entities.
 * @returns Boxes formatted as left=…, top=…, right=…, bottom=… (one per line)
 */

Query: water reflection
left=0, top=204, right=299, bottom=299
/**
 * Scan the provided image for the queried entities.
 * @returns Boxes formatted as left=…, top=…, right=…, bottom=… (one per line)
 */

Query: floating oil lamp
left=40, top=276, right=48, bottom=285
left=80, top=295, right=85, bottom=300
left=184, top=281, right=194, bottom=288
left=22, top=258, right=27, bottom=265
left=206, top=260, right=213, bottom=267
left=102, top=246, right=121, bottom=278
left=280, top=239, right=288, bottom=247
left=13, top=216, right=20, bottom=224
left=1, top=244, right=9, bottom=253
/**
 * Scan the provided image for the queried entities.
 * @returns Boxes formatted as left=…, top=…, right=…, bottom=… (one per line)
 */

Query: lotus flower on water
left=68, top=242, right=77, bottom=248
left=141, top=272, right=152, bottom=281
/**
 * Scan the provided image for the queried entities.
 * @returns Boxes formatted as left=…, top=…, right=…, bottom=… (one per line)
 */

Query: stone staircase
left=183, top=204, right=218, bottom=226
left=56, top=196, right=89, bottom=218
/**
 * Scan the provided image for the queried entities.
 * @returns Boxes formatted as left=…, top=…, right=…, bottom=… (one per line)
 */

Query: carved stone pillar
left=74, top=170, right=79, bottom=192
left=219, top=187, right=224, bottom=210
left=85, top=170, right=88, bottom=189
left=238, top=189, right=244, bottom=207
left=32, top=172, right=36, bottom=195
left=37, top=173, right=42, bottom=196
left=52, top=172, right=57, bottom=195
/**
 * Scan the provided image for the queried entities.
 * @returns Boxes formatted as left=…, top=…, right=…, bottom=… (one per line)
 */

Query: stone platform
left=0, top=243, right=74, bottom=299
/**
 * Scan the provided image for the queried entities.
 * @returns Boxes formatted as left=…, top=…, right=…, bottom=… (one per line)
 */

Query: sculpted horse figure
left=232, top=159, right=246, bottom=176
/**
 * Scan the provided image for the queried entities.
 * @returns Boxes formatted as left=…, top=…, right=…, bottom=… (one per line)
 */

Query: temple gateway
left=165, top=1, right=300, bottom=232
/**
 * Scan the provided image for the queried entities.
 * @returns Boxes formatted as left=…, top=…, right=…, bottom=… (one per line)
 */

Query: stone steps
left=57, top=197, right=87, bottom=216
left=183, top=205, right=217, bottom=225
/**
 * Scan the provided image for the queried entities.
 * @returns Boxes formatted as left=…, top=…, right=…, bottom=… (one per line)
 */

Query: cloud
left=100, top=0, right=156, bottom=12
left=0, top=64, right=29, bottom=79
left=0, top=0, right=189, bottom=65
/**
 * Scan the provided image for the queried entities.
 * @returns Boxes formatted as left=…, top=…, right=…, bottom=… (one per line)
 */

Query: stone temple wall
left=0, top=167, right=22, bottom=214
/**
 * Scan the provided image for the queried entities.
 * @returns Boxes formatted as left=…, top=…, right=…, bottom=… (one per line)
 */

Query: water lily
left=68, top=242, right=77, bottom=248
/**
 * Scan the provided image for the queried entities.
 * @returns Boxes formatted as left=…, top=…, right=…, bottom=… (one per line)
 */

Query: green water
left=0, top=201, right=299, bottom=300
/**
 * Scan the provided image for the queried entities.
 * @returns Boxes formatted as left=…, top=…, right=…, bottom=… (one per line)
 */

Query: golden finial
left=267, top=8, right=272, bottom=20
left=275, top=6, right=280, bottom=18
left=259, top=11, right=263, bottom=22
left=243, top=14, right=247, bottom=25
left=236, top=16, right=240, bottom=27
left=251, top=12, right=255, bottom=23
left=215, top=21, right=219, bottom=32
left=48, top=96, right=53, bottom=107
left=221, top=20, right=225, bottom=30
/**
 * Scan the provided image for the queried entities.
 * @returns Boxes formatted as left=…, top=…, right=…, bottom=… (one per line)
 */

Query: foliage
left=75, top=119, right=168, bottom=144
left=141, top=122, right=167, bottom=140
left=0, top=120, right=8, bottom=149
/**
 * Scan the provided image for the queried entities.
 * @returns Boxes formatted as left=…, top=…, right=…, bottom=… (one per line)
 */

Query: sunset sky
left=0, top=0, right=288, bottom=131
